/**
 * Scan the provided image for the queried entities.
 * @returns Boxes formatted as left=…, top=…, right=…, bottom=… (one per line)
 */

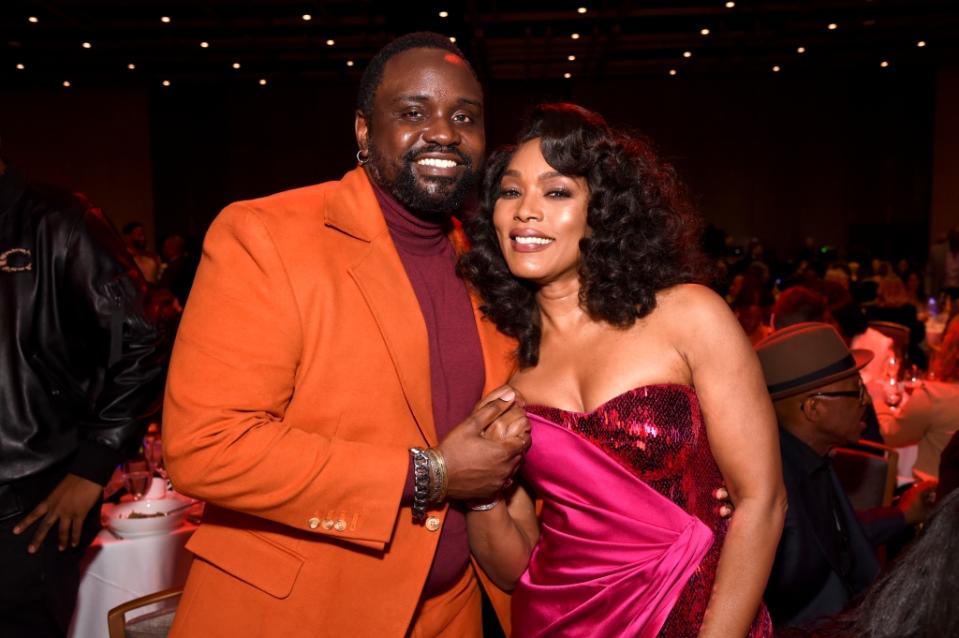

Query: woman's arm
left=467, top=484, right=540, bottom=591
left=675, top=285, right=787, bottom=637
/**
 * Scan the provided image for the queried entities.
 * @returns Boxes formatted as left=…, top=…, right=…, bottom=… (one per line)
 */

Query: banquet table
left=68, top=502, right=196, bottom=638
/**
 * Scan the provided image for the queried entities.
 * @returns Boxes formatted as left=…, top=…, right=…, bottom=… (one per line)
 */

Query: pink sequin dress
left=512, top=384, right=773, bottom=638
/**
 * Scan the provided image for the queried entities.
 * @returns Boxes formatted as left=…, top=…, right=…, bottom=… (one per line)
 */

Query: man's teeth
left=417, top=158, right=458, bottom=168
left=514, top=236, right=554, bottom=245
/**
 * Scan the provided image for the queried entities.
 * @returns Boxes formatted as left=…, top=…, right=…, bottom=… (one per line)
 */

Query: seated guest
left=756, top=323, right=934, bottom=628
left=873, top=319, right=959, bottom=479
left=867, top=276, right=927, bottom=368
left=829, top=298, right=895, bottom=384
left=771, top=286, right=828, bottom=331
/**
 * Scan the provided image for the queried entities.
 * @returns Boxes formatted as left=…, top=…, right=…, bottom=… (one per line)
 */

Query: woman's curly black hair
left=458, top=103, right=708, bottom=368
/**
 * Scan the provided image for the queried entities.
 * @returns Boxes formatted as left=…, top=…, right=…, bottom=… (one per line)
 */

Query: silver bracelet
left=468, top=497, right=501, bottom=511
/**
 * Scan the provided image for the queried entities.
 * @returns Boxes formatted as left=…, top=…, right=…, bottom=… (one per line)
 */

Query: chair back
left=107, top=588, right=182, bottom=638
left=831, top=439, right=899, bottom=510
left=867, top=321, right=911, bottom=358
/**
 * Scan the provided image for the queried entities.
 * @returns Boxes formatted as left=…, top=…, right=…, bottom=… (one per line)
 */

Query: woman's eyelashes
left=497, top=185, right=573, bottom=199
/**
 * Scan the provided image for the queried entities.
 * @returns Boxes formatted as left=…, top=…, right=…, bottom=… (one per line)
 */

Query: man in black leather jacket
left=0, top=153, right=167, bottom=636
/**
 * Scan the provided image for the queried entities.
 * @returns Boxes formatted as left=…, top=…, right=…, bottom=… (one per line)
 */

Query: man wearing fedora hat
left=755, top=322, right=934, bottom=628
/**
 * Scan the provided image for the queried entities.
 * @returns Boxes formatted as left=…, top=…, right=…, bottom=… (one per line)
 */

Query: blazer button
left=322, top=519, right=335, bottom=530
left=333, top=519, right=347, bottom=532
left=425, top=516, right=441, bottom=532
left=308, top=517, right=321, bottom=529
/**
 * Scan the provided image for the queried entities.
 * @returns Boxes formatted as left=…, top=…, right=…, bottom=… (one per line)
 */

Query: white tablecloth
left=68, top=504, right=196, bottom=638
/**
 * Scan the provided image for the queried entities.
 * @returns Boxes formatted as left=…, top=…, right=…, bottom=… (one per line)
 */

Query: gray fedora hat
left=755, top=322, right=873, bottom=400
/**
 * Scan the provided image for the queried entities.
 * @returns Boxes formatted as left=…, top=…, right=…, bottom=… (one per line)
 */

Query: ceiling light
left=880, top=60, right=889, bottom=68
left=200, top=41, right=209, bottom=48
left=438, top=11, right=449, bottom=18
left=772, top=65, right=781, bottom=72
left=449, top=37, right=456, bottom=43
left=564, top=72, right=572, bottom=79
left=725, top=1, right=735, bottom=8
left=127, top=63, right=136, bottom=70
left=16, top=63, right=25, bottom=70
left=571, top=33, right=580, bottom=40
left=346, top=60, right=354, bottom=67
left=162, top=80, right=171, bottom=87
left=302, top=14, right=312, bottom=21
left=63, top=80, right=71, bottom=87
left=577, top=7, right=587, bottom=13
left=797, top=46, right=806, bottom=53
left=683, top=51, right=692, bottom=58
left=28, top=16, right=39, bottom=23
left=326, top=39, right=335, bottom=46
left=161, top=16, right=171, bottom=24
left=232, top=62, right=241, bottom=69
left=700, top=28, right=710, bottom=36
left=568, top=55, right=576, bottom=61
left=82, top=42, right=92, bottom=49
left=669, top=69, right=677, bottom=76
left=827, top=23, right=838, bottom=30
left=917, top=40, right=926, bottom=48
left=259, top=78, right=267, bottom=86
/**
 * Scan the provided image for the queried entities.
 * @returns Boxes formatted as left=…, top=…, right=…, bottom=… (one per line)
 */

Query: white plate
left=107, top=497, right=191, bottom=538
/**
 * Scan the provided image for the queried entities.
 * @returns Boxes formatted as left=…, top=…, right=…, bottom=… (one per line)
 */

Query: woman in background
left=459, top=104, right=785, bottom=637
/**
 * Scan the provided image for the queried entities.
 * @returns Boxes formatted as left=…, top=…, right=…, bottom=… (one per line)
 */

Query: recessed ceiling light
left=326, top=39, right=335, bottom=46
left=161, top=16, right=171, bottom=24
left=162, top=80, right=171, bottom=87
left=772, top=65, right=781, bottom=72
left=571, top=33, right=580, bottom=40
left=700, top=28, right=710, bottom=36
left=259, top=78, right=267, bottom=86
left=346, top=60, right=354, bottom=67
left=917, top=40, right=926, bottom=48
left=302, top=14, right=312, bottom=21
left=683, top=51, right=692, bottom=58
left=827, top=23, right=838, bottom=30
left=438, top=11, right=449, bottom=18
left=568, top=55, right=576, bottom=61
left=563, top=72, right=572, bottom=79
left=82, top=42, right=92, bottom=49
left=725, top=1, right=735, bottom=8
left=880, top=60, right=889, bottom=68
left=16, top=63, right=25, bottom=70
left=28, top=16, right=39, bottom=23
left=200, top=41, right=209, bottom=48
left=127, top=63, right=136, bottom=70
left=669, top=69, right=677, bottom=76
left=449, top=36, right=456, bottom=43
left=577, top=7, right=587, bottom=14
left=232, top=62, right=241, bottom=69
left=797, top=46, right=806, bottom=53
left=63, top=80, right=71, bottom=87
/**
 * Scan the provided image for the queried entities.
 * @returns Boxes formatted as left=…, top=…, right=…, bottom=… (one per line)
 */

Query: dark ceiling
left=2, top=0, right=958, bottom=88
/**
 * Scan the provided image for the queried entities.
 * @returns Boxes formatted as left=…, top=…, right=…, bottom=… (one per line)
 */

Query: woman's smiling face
left=492, top=139, right=590, bottom=287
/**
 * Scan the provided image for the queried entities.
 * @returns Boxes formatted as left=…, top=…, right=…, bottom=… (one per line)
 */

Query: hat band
left=766, top=354, right=856, bottom=396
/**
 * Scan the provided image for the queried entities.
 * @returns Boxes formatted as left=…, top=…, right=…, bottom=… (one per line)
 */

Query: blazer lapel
left=327, top=168, right=437, bottom=445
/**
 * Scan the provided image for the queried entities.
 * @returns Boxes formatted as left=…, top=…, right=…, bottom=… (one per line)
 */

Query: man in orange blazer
left=164, top=33, right=528, bottom=637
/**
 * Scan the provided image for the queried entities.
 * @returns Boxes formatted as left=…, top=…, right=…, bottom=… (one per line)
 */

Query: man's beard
left=368, top=142, right=478, bottom=219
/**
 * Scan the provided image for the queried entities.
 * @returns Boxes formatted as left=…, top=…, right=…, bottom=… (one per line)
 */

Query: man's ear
left=801, top=396, right=826, bottom=423
left=355, top=110, right=369, bottom=154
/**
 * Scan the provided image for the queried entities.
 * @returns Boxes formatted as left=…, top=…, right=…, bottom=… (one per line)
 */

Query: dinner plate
left=107, top=496, right=191, bottom=538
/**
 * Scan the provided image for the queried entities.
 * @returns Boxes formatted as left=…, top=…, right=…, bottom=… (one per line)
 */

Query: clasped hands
left=437, top=385, right=531, bottom=502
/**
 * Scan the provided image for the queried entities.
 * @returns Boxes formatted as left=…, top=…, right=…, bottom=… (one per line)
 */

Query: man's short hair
left=356, top=32, right=477, bottom=119
left=772, top=286, right=828, bottom=330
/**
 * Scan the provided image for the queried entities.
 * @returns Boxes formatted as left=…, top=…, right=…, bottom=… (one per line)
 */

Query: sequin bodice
left=522, top=383, right=772, bottom=638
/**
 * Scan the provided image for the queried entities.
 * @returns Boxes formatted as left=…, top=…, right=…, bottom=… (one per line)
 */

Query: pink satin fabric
left=511, top=412, right=715, bottom=638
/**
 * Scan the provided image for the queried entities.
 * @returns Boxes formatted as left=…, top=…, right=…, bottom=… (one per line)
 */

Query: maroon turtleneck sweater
left=372, top=182, right=485, bottom=598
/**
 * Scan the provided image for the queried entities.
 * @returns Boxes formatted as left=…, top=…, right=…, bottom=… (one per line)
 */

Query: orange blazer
left=163, top=167, right=516, bottom=637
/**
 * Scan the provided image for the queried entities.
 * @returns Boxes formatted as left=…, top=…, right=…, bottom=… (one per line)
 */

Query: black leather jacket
left=0, top=168, right=166, bottom=485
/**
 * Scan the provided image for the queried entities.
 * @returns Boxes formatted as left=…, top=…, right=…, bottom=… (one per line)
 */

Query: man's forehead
left=378, top=48, right=482, bottom=102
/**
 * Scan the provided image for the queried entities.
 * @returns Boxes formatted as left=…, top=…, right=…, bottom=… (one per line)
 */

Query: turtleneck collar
left=370, top=179, right=451, bottom=257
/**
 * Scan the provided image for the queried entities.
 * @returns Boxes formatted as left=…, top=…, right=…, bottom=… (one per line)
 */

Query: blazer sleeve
left=163, top=203, right=408, bottom=550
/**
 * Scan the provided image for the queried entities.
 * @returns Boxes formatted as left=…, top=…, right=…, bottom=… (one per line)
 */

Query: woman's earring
left=356, top=149, right=369, bottom=165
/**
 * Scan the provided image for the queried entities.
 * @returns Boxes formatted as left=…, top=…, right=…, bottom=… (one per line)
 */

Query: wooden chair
left=831, top=439, right=899, bottom=510
left=107, top=588, right=182, bottom=638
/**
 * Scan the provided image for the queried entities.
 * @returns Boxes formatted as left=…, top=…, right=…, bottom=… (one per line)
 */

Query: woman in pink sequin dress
left=458, top=104, right=785, bottom=637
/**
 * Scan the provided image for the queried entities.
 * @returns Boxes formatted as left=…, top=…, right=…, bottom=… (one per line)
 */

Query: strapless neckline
left=526, top=382, right=695, bottom=418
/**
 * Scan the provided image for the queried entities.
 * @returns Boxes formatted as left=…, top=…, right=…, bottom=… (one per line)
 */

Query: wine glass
left=143, top=436, right=166, bottom=479
left=903, top=364, right=922, bottom=397
left=122, top=460, right=153, bottom=500
left=882, top=376, right=903, bottom=408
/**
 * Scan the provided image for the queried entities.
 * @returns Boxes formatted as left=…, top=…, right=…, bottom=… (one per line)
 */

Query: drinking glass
left=903, top=365, right=922, bottom=397
left=882, top=377, right=903, bottom=408
left=143, top=437, right=166, bottom=479
left=122, top=460, right=153, bottom=500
